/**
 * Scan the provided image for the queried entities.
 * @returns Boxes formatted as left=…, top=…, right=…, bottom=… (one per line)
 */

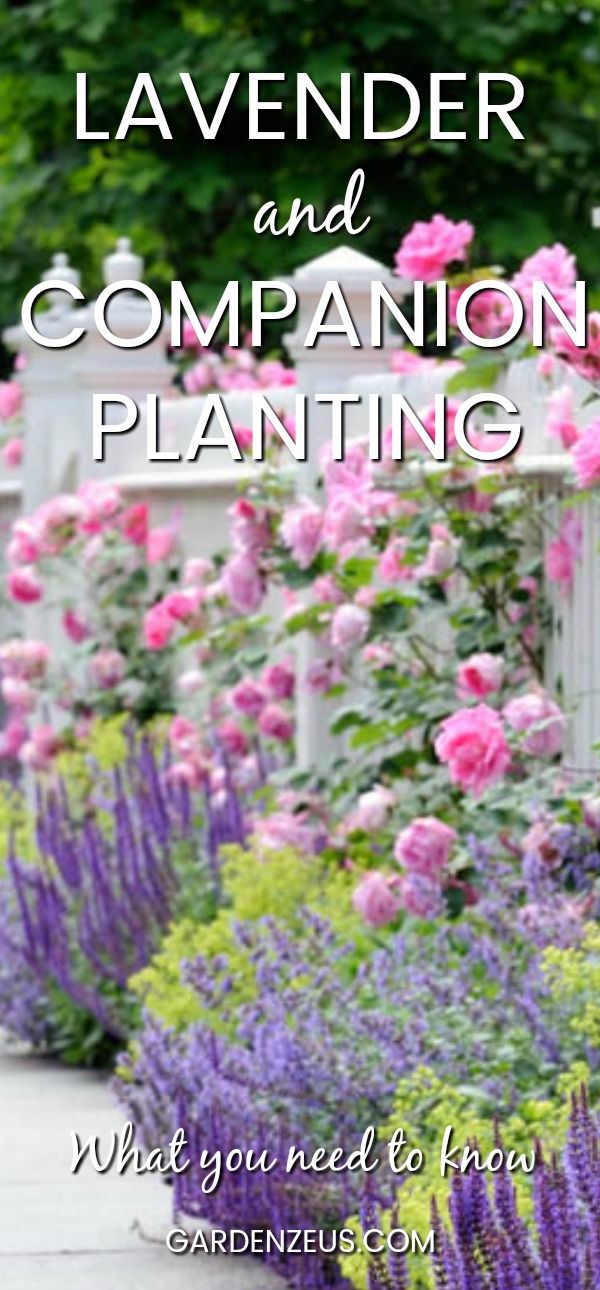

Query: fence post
left=284, top=245, right=403, bottom=767
left=74, top=238, right=173, bottom=480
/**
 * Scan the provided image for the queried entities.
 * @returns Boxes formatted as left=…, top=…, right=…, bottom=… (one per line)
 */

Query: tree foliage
left=1, top=0, right=600, bottom=340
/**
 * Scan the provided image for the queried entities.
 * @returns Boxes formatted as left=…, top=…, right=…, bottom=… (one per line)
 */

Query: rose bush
left=2, top=214, right=600, bottom=1287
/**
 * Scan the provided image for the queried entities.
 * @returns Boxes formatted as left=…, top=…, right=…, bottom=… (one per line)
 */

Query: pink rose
left=457, top=652, right=504, bottom=700
left=352, top=786, right=395, bottom=832
left=331, top=604, right=370, bottom=652
left=378, top=539, right=410, bottom=584
left=0, top=638, right=49, bottom=680
left=304, top=658, right=342, bottom=693
left=545, top=386, right=579, bottom=450
left=571, top=419, right=600, bottom=489
left=217, top=718, right=249, bottom=759
left=394, top=214, right=474, bottom=284
left=183, top=360, right=214, bottom=393
left=553, top=312, right=600, bottom=382
left=177, top=669, right=204, bottom=697
left=399, top=872, right=444, bottom=920
left=263, top=660, right=295, bottom=700
left=254, top=810, right=321, bottom=853
left=280, top=499, right=324, bottom=568
left=184, top=556, right=212, bottom=585
left=504, top=690, right=565, bottom=758
left=418, top=524, right=457, bottom=579
left=0, top=717, right=28, bottom=759
left=120, top=502, right=149, bottom=546
left=90, top=649, right=126, bottom=689
left=230, top=678, right=267, bottom=719
left=222, top=553, right=264, bottom=614
left=143, top=603, right=176, bottom=650
left=544, top=512, right=582, bottom=594
left=323, top=494, right=366, bottom=550
left=62, top=609, right=90, bottom=643
left=146, top=526, right=175, bottom=565
left=169, top=715, right=201, bottom=758
left=2, top=437, right=23, bottom=469
left=258, top=703, right=294, bottom=742
left=77, top=480, right=121, bottom=531
left=233, top=424, right=254, bottom=452
left=513, top=243, right=577, bottom=323
left=7, top=565, right=43, bottom=604
left=229, top=498, right=271, bottom=555
left=0, top=380, right=22, bottom=421
left=522, top=818, right=563, bottom=869
left=1, top=677, right=36, bottom=713
left=19, top=723, right=59, bottom=771
left=394, top=816, right=457, bottom=876
left=435, top=704, right=511, bottom=796
left=7, top=520, right=40, bottom=566
left=352, top=872, right=400, bottom=928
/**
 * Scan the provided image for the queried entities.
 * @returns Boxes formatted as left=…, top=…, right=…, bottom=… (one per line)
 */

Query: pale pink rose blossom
left=169, top=715, right=201, bottom=759
left=522, top=818, right=563, bottom=869
left=352, top=871, right=400, bottom=927
left=544, top=511, right=582, bottom=593
left=378, top=539, right=411, bottom=583
left=280, top=498, right=323, bottom=568
left=554, top=312, right=600, bottom=382
left=399, top=872, right=444, bottom=919
left=7, top=519, right=40, bottom=566
left=394, top=214, right=474, bottom=284
left=2, top=437, right=23, bottom=468
left=177, top=669, right=204, bottom=697
left=184, top=556, right=213, bottom=584
left=0, top=380, right=22, bottom=421
left=537, top=353, right=555, bottom=378
left=1, top=677, right=37, bottom=712
left=512, top=243, right=577, bottom=330
left=221, top=552, right=264, bottom=613
left=90, top=649, right=126, bottom=689
left=457, top=652, right=504, bottom=700
left=571, top=419, right=600, bottom=489
left=146, top=526, right=176, bottom=565
left=504, top=690, right=565, bottom=758
left=435, top=704, right=511, bottom=795
left=304, top=658, right=342, bottom=692
left=254, top=810, right=321, bottom=853
left=19, top=724, right=59, bottom=771
left=352, top=786, right=395, bottom=833
left=229, top=498, right=271, bottom=554
left=331, top=604, right=370, bottom=652
left=312, top=574, right=345, bottom=605
left=545, top=386, right=579, bottom=450
left=394, top=816, right=457, bottom=876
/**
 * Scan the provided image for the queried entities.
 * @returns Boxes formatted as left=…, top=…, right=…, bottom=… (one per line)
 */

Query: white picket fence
left=2, top=241, right=599, bottom=769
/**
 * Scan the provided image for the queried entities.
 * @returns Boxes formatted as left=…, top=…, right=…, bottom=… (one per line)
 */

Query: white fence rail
left=2, top=242, right=599, bottom=769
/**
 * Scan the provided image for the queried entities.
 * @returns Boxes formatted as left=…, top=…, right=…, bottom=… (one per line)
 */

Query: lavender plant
left=0, top=738, right=246, bottom=1063
left=116, top=885, right=589, bottom=1288
left=362, top=1089, right=600, bottom=1290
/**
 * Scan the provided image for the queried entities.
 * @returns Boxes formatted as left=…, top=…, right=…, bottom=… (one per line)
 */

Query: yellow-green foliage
left=544, top=924, right=600, bottom=1049
left=0, top=783, right=35, bottom=866
left=340, top=1063, right=590, bottom=1290
left=130, top=844, right=366, bottom=1032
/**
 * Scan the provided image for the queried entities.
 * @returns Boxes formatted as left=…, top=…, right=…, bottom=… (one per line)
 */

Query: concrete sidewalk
left=0, top=1043, right=281, bottom=1289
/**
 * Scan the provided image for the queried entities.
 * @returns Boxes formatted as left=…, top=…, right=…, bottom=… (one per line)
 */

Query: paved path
left=0, top=1042, right=281, bottom=1289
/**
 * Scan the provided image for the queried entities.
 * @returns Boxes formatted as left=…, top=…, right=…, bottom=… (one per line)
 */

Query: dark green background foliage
left=1, top=0, right=600, bottom=335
